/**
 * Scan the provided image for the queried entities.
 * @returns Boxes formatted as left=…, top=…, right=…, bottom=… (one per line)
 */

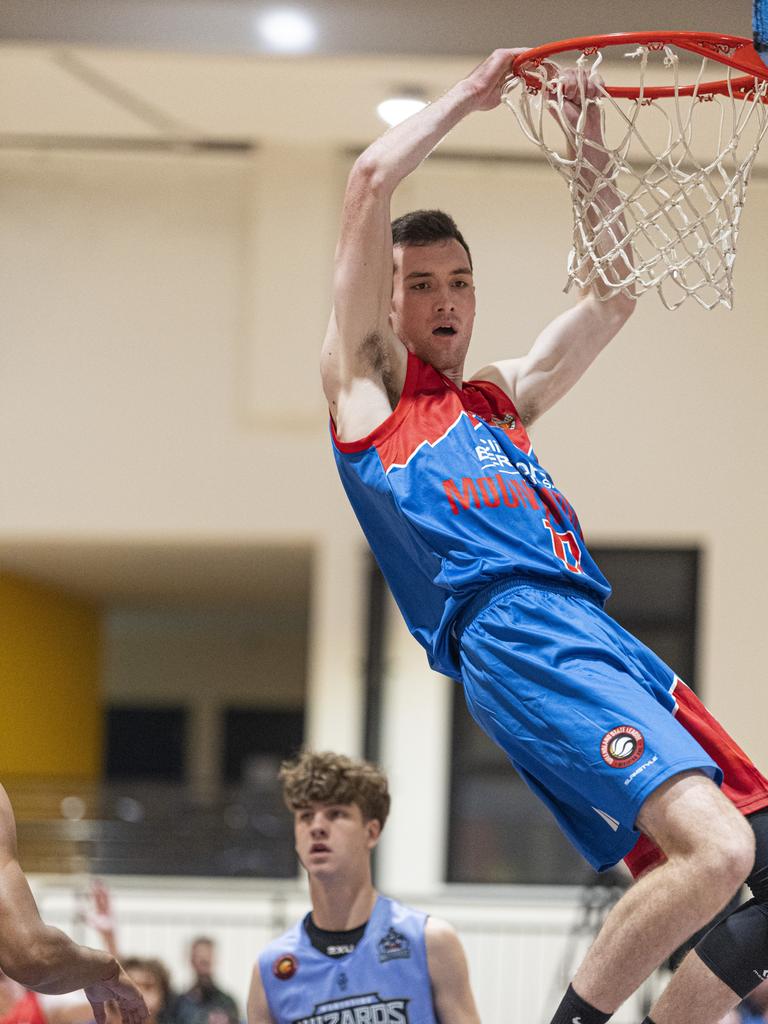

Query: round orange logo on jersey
left=600, top=726, right=644, bottom=768
left=272, top=954, right=298, bottom=981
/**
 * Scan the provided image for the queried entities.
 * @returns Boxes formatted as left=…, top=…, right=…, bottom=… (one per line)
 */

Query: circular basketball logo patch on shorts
left=600, top=726, right=645, bottom=768
left=272, top=954, right=298, bottom=981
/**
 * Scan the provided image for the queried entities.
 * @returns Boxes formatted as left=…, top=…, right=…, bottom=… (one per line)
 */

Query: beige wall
left=104, top=606, right=307, bottom=708
left=1, top=141, right=767, bottom=884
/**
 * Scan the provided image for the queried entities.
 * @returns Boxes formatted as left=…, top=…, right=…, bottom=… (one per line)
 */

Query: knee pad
left=695, top=898, right=768, bottom=998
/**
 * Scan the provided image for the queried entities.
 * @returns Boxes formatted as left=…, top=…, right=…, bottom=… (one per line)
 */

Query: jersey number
left=543, top=517, right=583, bottom=574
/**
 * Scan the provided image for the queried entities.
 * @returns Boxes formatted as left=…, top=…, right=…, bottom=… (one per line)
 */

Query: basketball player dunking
left=322, top=48, right=768, bottom=1024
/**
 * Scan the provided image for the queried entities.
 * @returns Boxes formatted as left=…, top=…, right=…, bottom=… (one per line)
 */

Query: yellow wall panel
left=0, top=574, right=101, bottom=778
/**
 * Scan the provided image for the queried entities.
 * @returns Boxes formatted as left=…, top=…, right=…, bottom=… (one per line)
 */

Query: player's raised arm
left=425, top=917, right=481, bottom=1024
left=0, top=787, right=147, bottom=1024
left=321, top=49, right=523, bottom=442
left=472, top=68, right=636, bottom=427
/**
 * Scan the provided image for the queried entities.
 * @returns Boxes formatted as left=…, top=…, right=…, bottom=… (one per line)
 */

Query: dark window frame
left=222, top=706, right=304, bottom=784
left=105, top=705, right=188, bottom=782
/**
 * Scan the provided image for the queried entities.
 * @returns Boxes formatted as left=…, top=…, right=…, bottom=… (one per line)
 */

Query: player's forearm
left=352, top=82, right=477, bottom=195
left=565, top=98, right=636, bottom=303
left=580, top=175, right=635, bottom=303
left=4, top=925, right=119, bottom=994
left=332, top=82, right=478, bottom=350
left=0, top=847, right=119, bottom=995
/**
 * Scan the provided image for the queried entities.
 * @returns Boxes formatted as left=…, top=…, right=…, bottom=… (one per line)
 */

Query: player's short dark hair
left=391, top=209, right=473, bottom=270
left=279, top=750, right=391, bottom=829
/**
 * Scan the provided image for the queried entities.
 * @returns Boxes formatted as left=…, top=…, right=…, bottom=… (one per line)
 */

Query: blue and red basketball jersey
left=331, top=351, right=611, bottom=678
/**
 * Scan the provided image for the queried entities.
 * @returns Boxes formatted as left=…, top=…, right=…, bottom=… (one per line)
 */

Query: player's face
left=390, top=239, right=475, bottom=373
left=191, top=941, right=213, bottom=979
left=293, top=801, right=380, bottom=881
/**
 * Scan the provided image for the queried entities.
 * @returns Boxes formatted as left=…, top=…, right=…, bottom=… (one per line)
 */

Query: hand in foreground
left=85, top=968, right=148, bottom=1024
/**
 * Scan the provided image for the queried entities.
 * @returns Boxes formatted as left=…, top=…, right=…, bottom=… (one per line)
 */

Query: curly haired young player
left=247, top=751, right=480, bottom=1024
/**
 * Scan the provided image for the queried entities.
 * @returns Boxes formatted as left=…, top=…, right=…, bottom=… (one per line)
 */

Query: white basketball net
left=503, top=44, right=768, bottom=310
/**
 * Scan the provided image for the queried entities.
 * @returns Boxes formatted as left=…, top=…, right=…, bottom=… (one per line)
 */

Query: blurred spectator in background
left=122, top=961, right=176, bottom=1024
left=174, top=940, right=238, bottom=1024
left=85, top=881, right=119, bottom=961
left=86, top=882, right=178, bottom=1024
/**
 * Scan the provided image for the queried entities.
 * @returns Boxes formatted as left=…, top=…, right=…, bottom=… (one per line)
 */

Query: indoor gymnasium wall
left=102, top=602, right=309, bottom=801
left=0, top=573, right=101, bottom=784
left=103, top=607, right=307, bottom=709
left=0, top=142, right=766, bottom=799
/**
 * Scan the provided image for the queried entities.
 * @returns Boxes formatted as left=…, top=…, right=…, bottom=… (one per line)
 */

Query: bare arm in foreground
left=0, top=785, right=147, bottom=1024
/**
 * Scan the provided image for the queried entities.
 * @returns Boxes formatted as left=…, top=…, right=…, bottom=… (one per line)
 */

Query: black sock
left=640, top=1018, right=656, bottom=1024
left=549, top=984, right=612, bottom=1024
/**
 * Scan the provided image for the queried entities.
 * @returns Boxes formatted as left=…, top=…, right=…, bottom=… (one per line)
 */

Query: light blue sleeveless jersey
left=258, top=896, right=437, bottom=1024
left=332, top=351, right=610, bottom=678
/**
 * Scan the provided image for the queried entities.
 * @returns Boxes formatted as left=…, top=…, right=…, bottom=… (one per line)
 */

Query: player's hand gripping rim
left=460, top=48, right=532, bottom=111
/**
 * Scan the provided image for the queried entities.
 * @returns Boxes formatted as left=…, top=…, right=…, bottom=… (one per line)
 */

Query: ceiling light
left=257, top=8, right=317, bottom=53
left=377, top=94, right=428, bottom=127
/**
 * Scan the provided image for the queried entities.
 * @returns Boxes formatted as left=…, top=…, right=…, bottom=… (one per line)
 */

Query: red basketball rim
left=511, top=31, right=768, bottom=100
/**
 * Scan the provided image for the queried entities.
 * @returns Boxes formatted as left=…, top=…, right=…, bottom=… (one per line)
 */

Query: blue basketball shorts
left=457, top=579, right=722, bottom=872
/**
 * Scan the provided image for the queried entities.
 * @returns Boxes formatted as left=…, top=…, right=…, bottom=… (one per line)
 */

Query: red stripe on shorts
left=624, top=678, right=768, bottom=878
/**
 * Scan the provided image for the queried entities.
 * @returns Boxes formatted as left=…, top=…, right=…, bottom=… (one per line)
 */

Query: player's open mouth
left=432, top=326, right=457, bottom=336
left=310, top=843, right=330, bottom=853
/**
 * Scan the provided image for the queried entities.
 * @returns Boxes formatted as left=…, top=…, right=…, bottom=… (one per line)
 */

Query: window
left=106, top=706, right=187, bottom=781
left=591, top=547, right=699, bottom=689
left=223, top=707, right=304, bottom=784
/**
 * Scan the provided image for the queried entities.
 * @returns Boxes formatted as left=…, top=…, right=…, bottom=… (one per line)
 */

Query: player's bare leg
left=569, top=772, right=754, bottom=1013
left=641, top=806, right=768, bottom=1024
left=644, top=945, right=742, bottom=1024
